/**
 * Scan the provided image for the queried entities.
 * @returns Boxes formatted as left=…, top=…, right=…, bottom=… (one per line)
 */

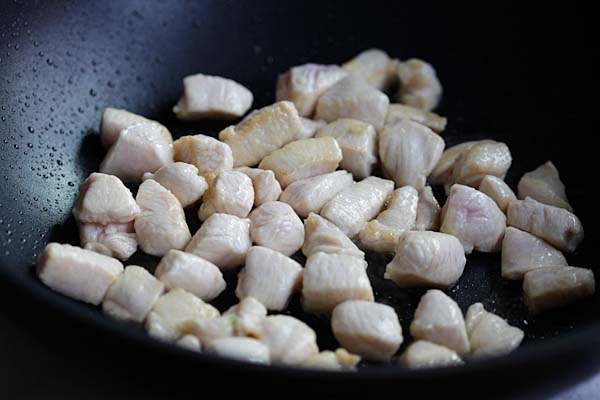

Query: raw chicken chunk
left=142, top=162, right=207, bottom=207
left=145, top=288, right=219, bottom=341
left=198, top=170, right=254, bottom=221
left=359, top=186, right=419, bottom=252
left=224, top=297, right=268, bottom=337
left=384, top=231, right=466, bottom=288
left=176, top=335, right=202, bottom=352
left=379, top=120, right=444, bottom=189
left=37, top=243, right=124, bottom=305
left=258, top=136, right=343, bottom=188
left=236, top=246, right=303, bottom=311
left=99, top=122, right=173, bottom=183
left=315, top=118, right=377, bottom=179
left=478, top=175, right=516, bottom=213
left=100, top=107, right=172, bottom=148
left=297, top=117, right=326, bottom=140
left=517, top=161, right=573, bottom=211
left=397, top=58, right=442, bottom=111
left=507, top=197, right=584, bottom=253
left=302, top=348, right=361, bottom=371
left=465, top=303, right=524, bottom=357
left=155, top=249, right=226, bottom=301
left=206, top=337, right=270, bottom=364
left=399, top=341, right=463, bottom=369
left=523, top=267, right=595, bottom=314
left=79, top=222, right=137, bottom=260
left=179, top=315, right=234, bottom=346
left=172, top=134, right=233, bottom=181
left=102, top=265, right=164, bottom=322
left=315, top=76, right=390, bottom=130
left=172, top=73, right=253, bottom=120
left=302, top=252, right=373, bottom=315
left=134, top=179, right=191, bottom=257
left=276, top=63, right=348, bottom=117
left=386, top=103, right=447, bottom=133
left=451, top=140, right=512, bottom=188
left=342, top=48, right=397, bottom=90
left=429, top=141, right=490, bottom=186
left=234, top=167, right=282, bottom=206
left=440, top=184, right=506, bottom=254
left=279, top=170, right=354, bottom=218
left=219, top=101, right=304, bottom=167
left=302, top=213, right=364, bottom=259
left=185, top=213, right=251, bottom=269
left=331, top=300, right=403, bottom=361
left=414, top=186, right=441, bottom=231
left=501, top=227, right=567, bottom=280
left=249, top=201, right=304, bottom=256
left=259, top=315, right=319, bottom=365
left=321, top=176, right=394, bottom=238
left=410, top=289, right=470, bottom=354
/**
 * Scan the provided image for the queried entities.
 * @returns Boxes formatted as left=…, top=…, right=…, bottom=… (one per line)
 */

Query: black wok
left=0, top=1, right=596, bottom=397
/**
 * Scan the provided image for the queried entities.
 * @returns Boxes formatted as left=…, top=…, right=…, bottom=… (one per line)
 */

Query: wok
left=0, top=1, right=596, bottom=397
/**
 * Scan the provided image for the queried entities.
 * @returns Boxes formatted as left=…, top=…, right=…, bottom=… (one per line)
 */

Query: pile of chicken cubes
left=37, top=48, right=592, bottom=370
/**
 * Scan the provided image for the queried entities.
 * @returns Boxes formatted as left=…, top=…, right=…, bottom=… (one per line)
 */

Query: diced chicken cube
left=198, top=170, right=254, bottom=221
left=297, top=117, right=326, bottom=140
left=410, top=289, right=470, bottom=354
left=259, top=315, right=319, bottom=365
left=134, top=179, right=191, bottom=257
left=385, top=104, right=447, bottom=133
left=501, top=227, right=567, bottom=280
left=331, top=300, right=403, bottom=361
left=414, top=186, right=441, bottom=231
left=451, top=141, right=512, bottom=188
left=100, top=107, right=172, bottom=148
left=37, top=243, right=124, bottom=305
left=234, top=167, right=282, bottom=206
left=440, top=184, right=506, bottom=254
left=302, top=348, right=361, bottom=371
left=249, top=201, right=304, bottom=256
left=236, top=246, right=303, bottom=311
left=79, top=222, right=137, bottom=260
left=379, top=120, right=444, bottom=189
left=429, top=140, right=492, bottom=186
left=224, top=297, right=268, bottom=337
left=385, top=231, right=466, bottom=288
left=302, top=213, right=364, bottom=259
left=302, top=252, right=372, bottom=315
left=342, top=48, right=397, bottom=90
left=523, top=267, right=595, bottom=314
left=143, top=162, right=207, bottom=207
left=465, top=303, right=524, bottom=357
left=397, top=58, right=442, bottom=111
left=399, top=341, right=463, bottom=369
left=206, top=337, right=270, bottom=364
left=176, top=334, right=202, bottom=352
left=172, top=134, right=233, bottom=181
left=478, top=175, right=516, bottom=213
left=517, top=161, right=573, bottom=211
left=179, top=315, right=234, bottom=346
left=102, top=265, right=164, bottom=322
left=185, top=213, right=251, bottom=269
left=155, top=249, right=226, bottom=301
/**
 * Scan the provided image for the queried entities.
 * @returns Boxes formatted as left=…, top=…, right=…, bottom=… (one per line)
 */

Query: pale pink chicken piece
left=397, top=58, right=442, bottom=111
left=478, top=175, right=516, bottom=213
left=198, top=170, right=254, bottom=221
left=302, top=213, right=364, bottom=259
left=296, top=117, right=327, bottom=140
left=451, top=140, right=512, bottom=189
left=414, top=186, right=441, bottom=231
left=249, top=201, right=304, bottom=256
left=342, top=48, right=398, bottom=90
left=429, top=141, right=492, bottom=186
left=385, top=104, right=447, bottom=133
left=399, top=341, right=463, bottom=369
left=234, top=167, right=282, bottom=207
left=142, top=162, right=208, bottom=208
left=99, top=107, right=172, bottom=148
left=517, top=161, right=573, bottom=211
left=173, top=134, right=233, bottom=182
left=259, top=315, right=319, bottom=366
left=465, top=303, right=524, bottom=358
left=78, top=222, right=137, bottom=261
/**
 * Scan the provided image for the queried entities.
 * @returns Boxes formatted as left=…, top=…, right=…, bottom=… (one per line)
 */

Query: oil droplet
left=28, top=126, right=34, bottom=133
left=89, top=88, right=97, bottom=96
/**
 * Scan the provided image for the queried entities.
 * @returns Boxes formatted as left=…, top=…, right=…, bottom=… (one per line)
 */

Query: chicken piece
left=179, top=315, right=235, bottom=346
left=385, top=104, right=447, bottom=133
left=410, top=289, right=470, bottom=354
left=451, top=141, right=512, bottom=188
left=248, top=201, right=304, bottom=256
left=176, top=335, right=202, bottom=352
left=185, top=213, right=251, bottom=269
left=142, top=162, right=208, bottom=207
left=172, top=134, right=233, bottom=181
left=315, top=76, right=390, bottom=130
left=523, top=267, right=595, bottom=314
left=342, top=48, right=397, bottom=90
left=399, top=341, right=463, bottom=369
left=507, top=197, right=584, bottom=253
left=302, top=213, right=364, bottom=259
left=465, top=303, right=524, bottom=357
left=37, top=243, right=124, bottom=305
left=206, top=337, right=270, bottom=364
left=321, top=176, right=394, bottom=238
left=224, top=297, right=268, bottom=337
left=172, top=73, right=253, bottom=120
left=429, top=141, right=492, bottom=186
left=258, top=136, right=343, bottom=188
left=276, top=63, right=348, bottom=117
left=384, top=231, right=466, bottom=288
left=100, top=107, right=172, bottom=148
left=440, top=184, right=506, bottom=254
left=397, top=58, right=442, bottom=111
left=219, top=101, right=304, bottom=167
left=517, top=161, right=573, bottom=211
left=331, top=300, right=403, bottom=361
left=302, top=252, right=372, bottom=315
left=99, top=122, right=173, bottom=183
left=145, top=288, right=219, bottom=341
left=314, top=118, right=377, bottom=179
left=414, top=186, right=441, bottom=231
left=302, top=348, right=361, bottom=371
left=259, top=315, right=319, bottom=365
left=501, top=227, right=568, bottom=280
left=155, top=249, right=226, bottom=301
left=79, top=222, right=137, bottom=260
left=379, top=120, right=444, bottom=190
left=236, top=246, right=303, bottom=311
left=134, top=179, right=191, bottom=257
left=279, top=170, right=354, bottom=218
left=234, top=167, right=282, bottom=206
left=478, top=175, right=516, bottom=213
left=102, top=265, right=164, bottom=322
left=198, top=170, right=254, bottom=221
left=359, top=186, right=419, bottom=252
left=297, top=117, right=326, bottom=140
